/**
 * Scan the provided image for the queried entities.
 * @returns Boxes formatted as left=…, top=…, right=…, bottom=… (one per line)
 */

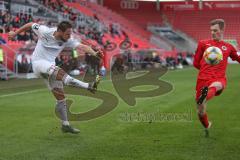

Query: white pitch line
left=0, top=70, right=182, bottom=98
left=0, top=79, right=112, bottom=99
left=0, top=88, right=47, bottom=98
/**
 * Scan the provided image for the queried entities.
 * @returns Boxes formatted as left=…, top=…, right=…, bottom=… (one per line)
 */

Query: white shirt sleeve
left=31, top=23, right=49, bottom=38
left=65, top=38, right=81, bottom=49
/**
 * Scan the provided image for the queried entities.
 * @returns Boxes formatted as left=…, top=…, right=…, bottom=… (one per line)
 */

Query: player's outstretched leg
left=88, top=75, right=100, bottom=94
left=53, top=67, right=100, bottom=94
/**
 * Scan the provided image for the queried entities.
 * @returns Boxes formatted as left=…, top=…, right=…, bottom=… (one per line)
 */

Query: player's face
left=210, top=24, right=223, bottom=41
left=60, top=28, right=72, bottom=42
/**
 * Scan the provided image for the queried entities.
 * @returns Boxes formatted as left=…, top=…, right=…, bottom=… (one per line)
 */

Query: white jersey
left=31, top=23, right=80, bottom=62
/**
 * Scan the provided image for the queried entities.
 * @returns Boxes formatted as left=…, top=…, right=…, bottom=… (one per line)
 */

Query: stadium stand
left=103, top=0, right=240, bottom=48
left=4, top=0, right=240, bottom=79
left=164, top=10, right=240, bottom=46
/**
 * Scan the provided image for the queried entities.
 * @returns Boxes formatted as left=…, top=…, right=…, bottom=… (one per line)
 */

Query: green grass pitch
left=0, top=65, right=240, bottom=160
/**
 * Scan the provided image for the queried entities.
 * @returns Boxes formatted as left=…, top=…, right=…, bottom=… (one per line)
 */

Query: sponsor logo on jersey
left=222, top=46, right=227, bottom=51
left=33, top=24, right=40, bottom=30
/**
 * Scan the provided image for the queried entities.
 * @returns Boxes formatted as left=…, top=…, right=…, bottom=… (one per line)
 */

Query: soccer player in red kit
left=193, top=19, right=240, bottom=137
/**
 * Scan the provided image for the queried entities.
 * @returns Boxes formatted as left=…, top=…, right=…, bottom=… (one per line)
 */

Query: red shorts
left=195, top=78, right=227, bottom=100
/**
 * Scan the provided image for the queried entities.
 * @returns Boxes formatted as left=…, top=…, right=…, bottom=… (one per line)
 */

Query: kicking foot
left=197, top=86, right=208, bottom=105
left=61, top=125, right=80, bottom=134
left=88, top=75, right=101, bottom=94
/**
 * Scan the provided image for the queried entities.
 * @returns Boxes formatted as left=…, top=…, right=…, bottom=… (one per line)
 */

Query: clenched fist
left=8, top=31, right=17, bottom=40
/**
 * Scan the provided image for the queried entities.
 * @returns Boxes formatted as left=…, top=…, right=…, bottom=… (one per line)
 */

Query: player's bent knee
left=56, top=68, right=67, bottom=81
left=210, top=82, right=223, bottom=91
left=49, top=67, right=67, bottom=82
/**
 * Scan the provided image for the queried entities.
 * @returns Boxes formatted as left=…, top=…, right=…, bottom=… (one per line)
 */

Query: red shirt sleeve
left=193, top=41, right=205, bottom=69
left=229, top=45, right=240, bottom=63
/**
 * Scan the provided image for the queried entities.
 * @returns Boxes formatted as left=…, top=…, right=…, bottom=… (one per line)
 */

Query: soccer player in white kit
left=8, top=21, right=101, bottom=134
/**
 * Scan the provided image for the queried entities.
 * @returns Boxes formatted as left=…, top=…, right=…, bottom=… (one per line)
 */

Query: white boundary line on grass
left=0, top=80, right=111, bottom=98
left=0, top=79, right=112, bottom=99
left=0, top=88, right=47, bottom=98
left=0, top=68, right=191, bottom=98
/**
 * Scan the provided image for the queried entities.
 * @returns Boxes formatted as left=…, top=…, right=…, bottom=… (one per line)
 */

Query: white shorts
left=32, top=59, right=56, bottom=78
left=32, top=59, right=63, bottom=90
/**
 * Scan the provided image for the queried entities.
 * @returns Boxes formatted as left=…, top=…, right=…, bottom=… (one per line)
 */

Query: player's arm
left=66, top=37, right=103, bottom=59
left=8, top=22, right=34, bottom=40
left=193, top=41, right=205, bottom=69
left=229, top=45, right=240, bottom=63
left=77, top=44, right=103, bottom=59
left=78, top=44, right=97, bottom=56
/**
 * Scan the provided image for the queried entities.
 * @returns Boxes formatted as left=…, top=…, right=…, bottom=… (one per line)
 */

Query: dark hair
left=210, top=19, right=225, bottom=30
left=57, top=21, right=72, bottom=32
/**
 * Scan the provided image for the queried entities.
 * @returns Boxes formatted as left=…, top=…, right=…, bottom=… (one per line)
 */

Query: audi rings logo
left=120, top=0, right=139, bottom=9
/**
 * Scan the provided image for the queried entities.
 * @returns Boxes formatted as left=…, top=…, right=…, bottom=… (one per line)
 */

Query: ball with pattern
left=203, top=46, right=223, bottom=65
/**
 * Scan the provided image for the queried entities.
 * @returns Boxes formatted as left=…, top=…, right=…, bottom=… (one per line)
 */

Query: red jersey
left=193, top=39, right=240, bottom=80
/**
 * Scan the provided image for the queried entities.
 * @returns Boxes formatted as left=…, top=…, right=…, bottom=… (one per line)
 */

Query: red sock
left=206, top=87, right=217, bottom=101
left=198, top=113, right=209, bottom=128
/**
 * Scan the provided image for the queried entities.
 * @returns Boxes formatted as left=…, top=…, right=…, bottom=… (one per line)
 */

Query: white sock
left=62, top=121, right=70, bottom=126
left=56, top=100, right=69, bottom=124
left=64, top=75, right=89, bottom=89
